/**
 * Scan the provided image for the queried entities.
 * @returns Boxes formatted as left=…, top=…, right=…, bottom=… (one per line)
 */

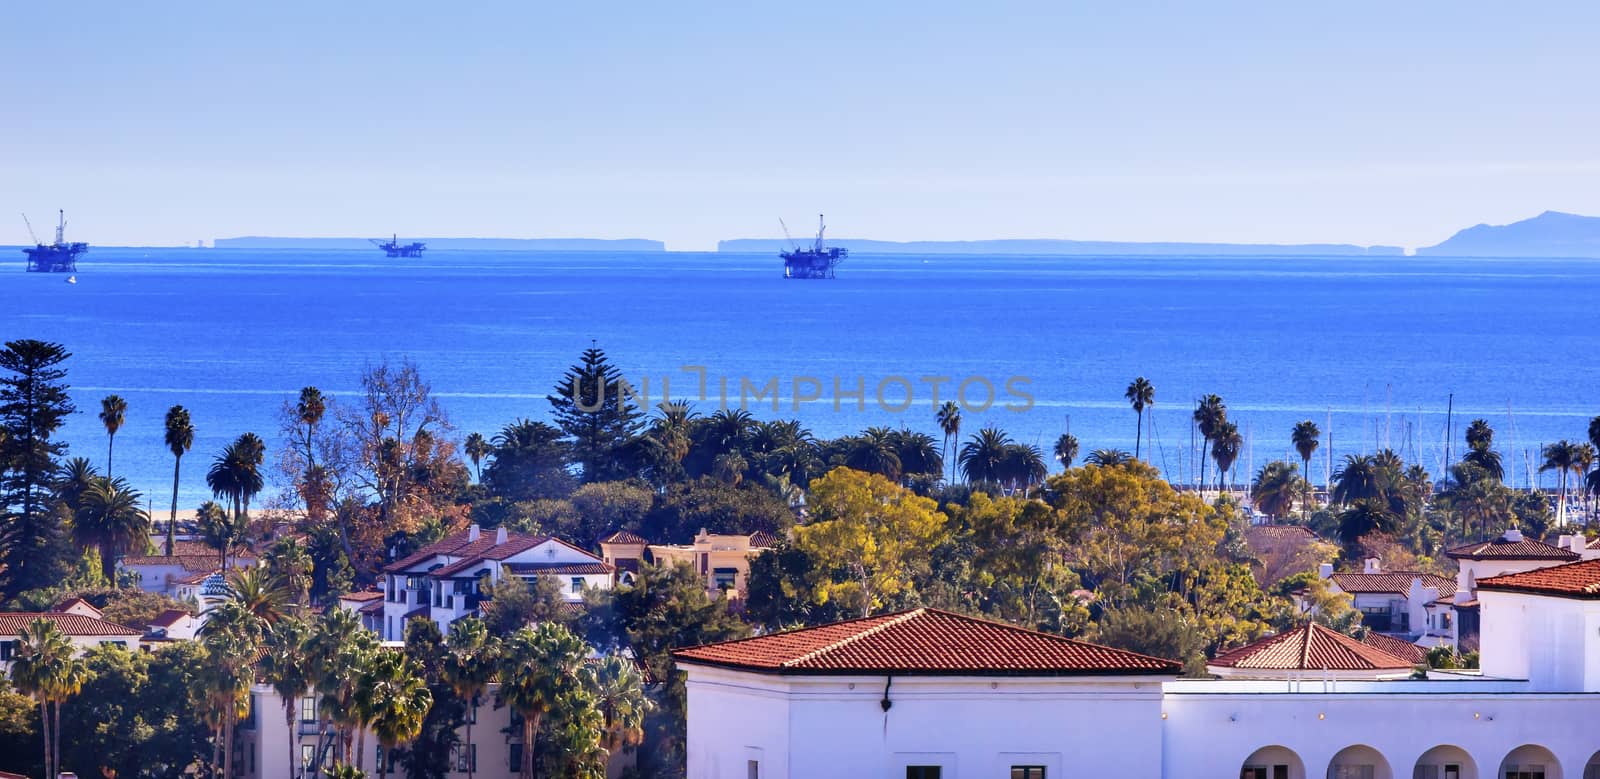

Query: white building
left=1443, top=528, right=1581, bottom=650
left=675, top=552, right=1600, bottom=779
left=1322, top=558, right=1456, bottom=642
left=0, top=610, right=142, bottom=668
left=378, top=524, right=613, bottom=640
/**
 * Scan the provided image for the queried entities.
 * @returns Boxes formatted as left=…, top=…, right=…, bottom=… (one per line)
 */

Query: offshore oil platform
left=780, top=214, right=847, bottom=279
left=371, top=234, right=426, bottom=257
left=21, top=210, right=88, bottom=272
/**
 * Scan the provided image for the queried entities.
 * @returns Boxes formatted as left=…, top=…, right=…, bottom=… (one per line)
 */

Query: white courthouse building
left=674, top=553, right=1600, bottom=779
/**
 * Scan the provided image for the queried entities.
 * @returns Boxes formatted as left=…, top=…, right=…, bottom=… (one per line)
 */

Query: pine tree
left=546, top=346, right=643, bottom=482
left=0, top=340, right=76, bottom=600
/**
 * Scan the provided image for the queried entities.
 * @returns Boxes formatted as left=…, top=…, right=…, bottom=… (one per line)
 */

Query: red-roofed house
left=146, top=609, right=199, bottom=641
left=1320, top=558, right=1455, bottom=642
left=379, top=524, right=612, bottom=640
left=675, top=607, right=1178, bottom=778
left=1442, top=527, right=1582, bottom=650
left=1206, top=623, right=1417, bottom=680
left=0, top=612, right=142, bottom=668
left=646, top=529, right=776, bottom=598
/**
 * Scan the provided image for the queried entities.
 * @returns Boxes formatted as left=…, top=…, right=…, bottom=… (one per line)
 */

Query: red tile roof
left=748, top=531, right=779, bottom=548
left=54, top=597, right=102, bottom=616
left=121, top=554, right=228, bottom=573
left=672, top=608, right=1179, bottom=676
left=1243, top=525, right=1318, bottom=545
left=338, top=590, right=385, bottom=603
left=148, top=609, right=193, bottom=629
left=1359, top=631, right=1428, bottom=665
left=601, top=530, right=647, bottom=545
left=0, top=613, right=142, bottom=638
left=1446, top=536, right=1578, bottom=561
left=1208, top=623, right=1415, bottom=672
left=1330, top=571, right=1456, bottom=599
left=1477, top=558, right=1600, bottom=600
left=504, top=562, right=614, bottom=576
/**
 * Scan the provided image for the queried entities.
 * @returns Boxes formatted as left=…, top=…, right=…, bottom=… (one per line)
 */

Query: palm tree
left=442, top=618, right=498, bottom=779
left=207, top=432, right=267, bottom=527
left=54, top=456, right=99, bottom=512
left=304, top=608, right=364, bottom=768
left=464, top=432, right=491, bottom=482
left=584, top=655, right=652, bottom=771
left=1210, top=420, right=1243, bottom=492
left=844, top=427, right=903, bottom=481
left=1337, top=499, right=1398, bottom=546
left=889, top=429, right=943, bottom=480
left=99, top=394, right=127, bottom=478
left=499, top=622, right=590, bottom=779
left=1085, top=448, right=1132, bottom=467
left=73, top=476, right=151, bottom=583
left=164, top=405, right=195, bottom=556
left=355, top=650, right=432, bottom=779
left=936, top=401, right=961, bottom=483
left=1125, top=377, right=1154, bottom=460
left=1192, top=395, right=1227, bottom=490
left=1251, top=461, right=1303, bottom=523
left=1541, top=440, right=1585, bottom=527
left=196, top=500, right=245, bottom=569
left=11, top=616, right=84, bottom=779
left=1332, top=454, right=1386, bottom=506
left=265, top=537, right=314, bottom=610
left=261, top=617, right=313, bottom=779
left=196, top=599, right=264, bottom=779
left=999, top=444, right=1047, bottom=494
left=1053, top=433, right=1079, bottom=470
left=1291, top=420, right=1320, bottom=521
left=958, top=427, right=1013, bottom=487
left=229, top=565, right=290, bottom=625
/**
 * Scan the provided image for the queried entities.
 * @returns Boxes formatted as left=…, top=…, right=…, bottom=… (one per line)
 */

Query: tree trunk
left=286, top=704, right=297, bottom=779
left=1134, top=410, right=1143, bottom=461
left=521, top=712, right=540, bottom=779
left=53, top=698, right=62, bottom=779
left=40, top=699, right=51, bottom=779
left=169, top=455, right=182, bottom=556
left=357, top=729, right=366, bottom=772
left=223, top=711, right=234, bottom=779
left=464, top=698, right=475, bottom=779
left=107, top=434, right=115, bottom=479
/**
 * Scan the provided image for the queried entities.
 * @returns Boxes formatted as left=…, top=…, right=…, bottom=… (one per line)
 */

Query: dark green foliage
left=397, top=619, right=467, bottom=779
left=744, top=539, right=845, bottom=631
left=306, top=523, right=355, bottom=604
left=478, top=574, right=572, bottom=637
left=482, top=419, right=576, bottom=502
left=58, top=642, right=211, bottom=779
left=547, top=347, right=645, bottom=483
left=0, top=339, right=76, bottom=602
left=641, top=478, right=794, bottom=543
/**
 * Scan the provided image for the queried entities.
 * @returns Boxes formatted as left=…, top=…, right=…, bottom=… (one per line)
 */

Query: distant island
left=212, top=237, right=666, bottom=251
left=1415, top=210, right=1600, bottom=258
left=718, top=237, right=1405, bottom=257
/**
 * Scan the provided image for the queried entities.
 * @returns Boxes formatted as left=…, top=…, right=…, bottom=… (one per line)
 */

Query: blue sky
left=4, top=1, right=1600, bottom=250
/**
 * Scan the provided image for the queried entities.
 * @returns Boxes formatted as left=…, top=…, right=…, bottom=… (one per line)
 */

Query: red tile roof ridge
left=783, top=609, right=925, bottom=669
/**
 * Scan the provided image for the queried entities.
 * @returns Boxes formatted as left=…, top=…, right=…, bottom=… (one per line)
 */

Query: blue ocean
left=2, top=248, right=1596, bottom=505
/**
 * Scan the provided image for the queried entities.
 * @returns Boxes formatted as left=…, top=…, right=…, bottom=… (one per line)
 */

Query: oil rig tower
left=22, top=210, right=88, bottom=272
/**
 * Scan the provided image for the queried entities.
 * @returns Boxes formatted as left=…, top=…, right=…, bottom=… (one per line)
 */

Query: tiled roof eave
left=1477, top=583, right=1600, bottom=600
left=671, top=657, right=1179, bottom=677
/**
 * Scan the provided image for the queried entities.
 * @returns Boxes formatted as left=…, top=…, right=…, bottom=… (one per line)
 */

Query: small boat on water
left=65, top=275, right=77, bottom=284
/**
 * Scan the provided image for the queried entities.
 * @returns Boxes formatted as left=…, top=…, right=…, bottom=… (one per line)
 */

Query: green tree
left=265, top=537, right=314, bottom=611
left=1053, top=433, right=1079, bottom=471
left=1540, top=440, right=1585, bottom=527
left=498, top=622, right=591, bottom=779
left=585, top=655, right=652, bottom=769
left=73, top=476, right=151, bottom=582
left=441, top=618, right=498, bottom=779
left=478, top=573, right=571, bottom=637
left=1291, top=420, right=1320, bottom=521
left=1250, top=461, right=1303, bottom=523
left=1085, top=448, right=1132, bottom=467
left=1125, top=377, right=1154, bottom=461
left=58, top=641, right=210, bottom=779
left=10, top=616, right=87, bottom=779
left=194, top=599, right=263, bottom=779
left=1210, top=420, right=1243, bottom=491
left=207, top=432, right=267, bottom=529
left=482, top=419, right=575, bottom=502
left=1192, top=394, right=1227, bottom=490
left=98, top=394, right=127, bottom=478
left=163, top=405, right=195, bottom=556
left=547, top=346, right=644, bottom=483
left=567, top=480, right=654, bottom=549
left=303, top=608, right=367, bottom=770
left=356, top=650, right=432, bottom=779
left=463, top=432, right=490, bottom=483
left=261, top=617, right=313, bottom=779
left=958, top=427, right=1013, bottom=488
left=0, top=340, right=77, bottom=600
left=792, top=467, right=950, bottom=616
left=196, top=500, right=246, bottom=569
left=936, top=401, right=961, bottom=484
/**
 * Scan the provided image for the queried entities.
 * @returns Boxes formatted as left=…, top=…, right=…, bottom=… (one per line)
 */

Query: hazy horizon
left=7, top=1, right=1600, bottom=251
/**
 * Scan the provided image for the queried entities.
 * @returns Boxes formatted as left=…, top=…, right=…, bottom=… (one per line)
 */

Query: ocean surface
left=1, top=248, right=1597, bottom=507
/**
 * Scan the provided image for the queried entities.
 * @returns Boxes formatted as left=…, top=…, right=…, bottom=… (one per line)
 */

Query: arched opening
left=1326, top=744, right=1393, bottom=779
left=1580, top=750, right=1600, bottom=779
left=1241, top=745, right=1306, bottom=779
left=1414, top=745, right=1477, bottom=779
left=1499, top=745, right=1562, bottom=779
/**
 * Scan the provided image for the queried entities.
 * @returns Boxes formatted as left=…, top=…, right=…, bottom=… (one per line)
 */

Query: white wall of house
left=682, top=666, right=1166, bottom=779
left=1477, top=590, right=1600, bottom=693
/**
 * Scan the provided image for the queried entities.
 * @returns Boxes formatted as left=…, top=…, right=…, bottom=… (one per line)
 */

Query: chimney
left=1318, top=563, right=1334, bottom=579
left=1503, top=527, right=1523, bottom=543
left=495, top=526, right=508, bottom=545
left=1559, top=534, right=1575, bottom=550
left=468, top=524, right=481, bottom=542
left=1363, top=558, right=1381, bottom=574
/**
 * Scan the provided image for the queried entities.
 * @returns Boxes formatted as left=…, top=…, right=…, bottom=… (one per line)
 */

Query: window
left=746, top=760, right=759, bottom=779
left=450, top=744, right=476, bottom=772
left=1331, top=767, right=1374, bottom=779
left=1243, top=765, right=1291, bottom=779
left=1012, top=767, right=1046, bottom=779
left=1504, top=766, right=1545, bottom=779
left=509, top=744, right=522, bottom=771
left=570, top=577, right=585, bottom=594
left=906, top=768, right=941, bottom=779
left=0, top=641, right=14, bottom=661
left=301, top=745, right=316, bottom=771
left=713, top=567, right=738, bottom=590
left=300, top=696, right=317, bottom=722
